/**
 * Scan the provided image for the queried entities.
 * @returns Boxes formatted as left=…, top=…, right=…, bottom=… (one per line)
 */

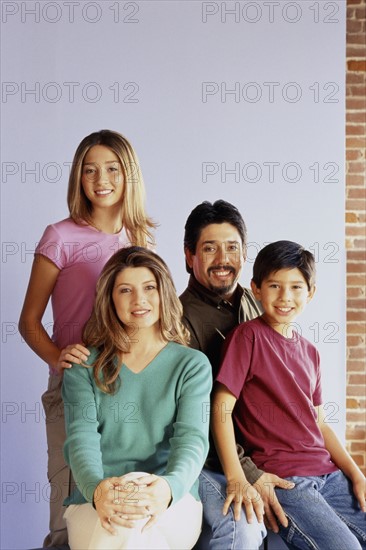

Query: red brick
left=348, top=347, right=366, bottom=359
left=347, top=83, right=366, bottom=96
left=350, top=442, right=366, bottom=452
left=347, top=33, right=366, bottom=45
left=346, top=135, right=366, bottom=147
left=347, top=299, right=366, bottom=310
left=352, top=454, right=366, bottom=467
left=347, top=335, right=365, bottom=347
left=347, top=20, right=363, bottom=32
left=347, top=0, right=362, bottom=5
left=347, top=360, right=366, bottom=371
left=346, top=124, right=366, bottom=135
left=346, top=426, right=366, bottom=439
left=346, top=149, right=364, bottom=160
left=346, top=112, right=366, bottom=123
left=347, top=287, right=365, bottom=298
left=346, top=212, right=359, bottom=223
left=348, top=187, right=366, bottom=198
left=354, top=6, right=366, bottom=19
left=347, top=250, right=366, bottom=261
left=347, top=47, right=366, bottom=58
left=347, top=411, right=366, bottom=423
left=346, top=72, right=366, bottom=84
left=347, top=274, right=366, bottom=285
left=349, top=373, right=366, bottom=384
left=347, top=384, right=366, bottom=397
left=346, top=99, right=366, bottom=110
left=347, top=261, right=366, bottom=271
left=347, top=310, right=366, bottom=321
left=348, top=161, right=366, bottom=173
left=346, top=225, right=366, bottom=236
left=347, top=397, right=361, bottom=409
left=347, top=178, right=366, bottom=188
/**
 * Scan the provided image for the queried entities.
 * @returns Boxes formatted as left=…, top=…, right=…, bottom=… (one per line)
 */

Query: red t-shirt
left=216, top=317, right=338, bottom=478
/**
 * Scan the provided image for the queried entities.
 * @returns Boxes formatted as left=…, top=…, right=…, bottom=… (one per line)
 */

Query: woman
left=62, top=247, right=212, bottom=549
left=19, top=130, right=155, bottom=547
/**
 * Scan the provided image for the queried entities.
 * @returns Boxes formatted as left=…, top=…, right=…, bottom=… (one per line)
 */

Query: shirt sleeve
left=36, top=224, right=68, bottom=270
left=311, top=347, right=323, bottom=406
left=216, top=323, right=255, bottom=399
left=182, top=315, right=200, bottom=350
left=160, top=352, right=212, bottom=503
left=62, top=357, right=104, bottom=503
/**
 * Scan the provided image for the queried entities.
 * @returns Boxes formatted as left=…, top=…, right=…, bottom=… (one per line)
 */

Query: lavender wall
left=1, top=2, right=346, bottom=548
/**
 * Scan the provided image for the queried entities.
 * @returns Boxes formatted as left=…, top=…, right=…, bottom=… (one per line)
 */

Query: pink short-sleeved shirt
left=36, top=218, right=131, bottom=352
left=217, top=317, right=338, bottom=478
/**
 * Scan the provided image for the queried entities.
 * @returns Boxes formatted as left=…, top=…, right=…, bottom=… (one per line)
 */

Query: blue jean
left=196, top=468, right=266, bottom=550
left=275, top=470, right=366, bottom=550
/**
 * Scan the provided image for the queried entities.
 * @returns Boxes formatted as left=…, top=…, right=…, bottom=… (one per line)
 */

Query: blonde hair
left=67, top=130, right=155, bottom=246
left=83, top=247, right=190, bottom=393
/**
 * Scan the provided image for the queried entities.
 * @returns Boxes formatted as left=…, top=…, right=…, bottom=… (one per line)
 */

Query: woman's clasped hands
left=93, top=473, right=172, bottom=536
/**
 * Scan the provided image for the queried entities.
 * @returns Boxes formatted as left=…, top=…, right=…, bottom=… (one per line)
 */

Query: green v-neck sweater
left=62, top=342, right=212, bottom=506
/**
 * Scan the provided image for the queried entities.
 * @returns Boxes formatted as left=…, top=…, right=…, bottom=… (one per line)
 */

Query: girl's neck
left=90, top=206, right=123, bottom=234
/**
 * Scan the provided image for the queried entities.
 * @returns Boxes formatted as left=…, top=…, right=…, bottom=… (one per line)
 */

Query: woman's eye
left=119, top=288, right=130, bottom=293
left=146, top=285, right=156, bottom=291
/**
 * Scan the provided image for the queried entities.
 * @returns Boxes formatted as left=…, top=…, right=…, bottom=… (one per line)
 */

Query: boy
left=212, top=240, right=366, bottom=549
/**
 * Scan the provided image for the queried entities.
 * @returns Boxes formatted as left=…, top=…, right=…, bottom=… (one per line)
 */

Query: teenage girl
left=62, top=246, right=212, bottom=550
left=19, top=130, right=155, bottom=547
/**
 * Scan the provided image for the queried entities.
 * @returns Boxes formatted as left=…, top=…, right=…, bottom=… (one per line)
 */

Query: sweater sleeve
left=161, top=352, right=212, bottom=503
left=62, top=358, right=104, bottom=504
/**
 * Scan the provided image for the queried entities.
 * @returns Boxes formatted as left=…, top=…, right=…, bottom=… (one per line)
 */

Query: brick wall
left=346, top=0, right=366, bottom=474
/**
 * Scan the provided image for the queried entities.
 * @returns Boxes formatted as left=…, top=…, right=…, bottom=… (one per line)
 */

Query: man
left=180, top=200, right=293, bottom=550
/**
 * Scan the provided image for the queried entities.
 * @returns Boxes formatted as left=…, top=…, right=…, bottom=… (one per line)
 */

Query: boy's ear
left=184, top=247, right=194, bottom=269
left=250, top=279, right=261, bottom=300
left=307, top=285, right=316, bottom=302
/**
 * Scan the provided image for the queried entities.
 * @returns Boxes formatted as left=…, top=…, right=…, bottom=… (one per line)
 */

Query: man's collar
left=187, top=275, right=244, bottom=308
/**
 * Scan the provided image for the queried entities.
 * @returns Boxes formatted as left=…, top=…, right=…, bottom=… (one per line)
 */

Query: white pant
left=64, top=493, right=202, bottom=550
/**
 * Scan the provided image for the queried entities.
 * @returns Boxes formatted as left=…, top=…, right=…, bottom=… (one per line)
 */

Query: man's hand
left=225, top=476, right=264, bottom=524
left=253, top=472, right=295, bottom=532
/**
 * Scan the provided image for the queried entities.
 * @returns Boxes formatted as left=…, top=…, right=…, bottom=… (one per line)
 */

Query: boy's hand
left=351, top=472, right=366, bottom=512
left=253, top=472, right=295, bottom=532
left=225, top=477, right=264, bottom=524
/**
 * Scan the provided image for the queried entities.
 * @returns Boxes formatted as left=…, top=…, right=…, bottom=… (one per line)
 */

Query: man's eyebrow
left=201, top=240, right=240, bottom=244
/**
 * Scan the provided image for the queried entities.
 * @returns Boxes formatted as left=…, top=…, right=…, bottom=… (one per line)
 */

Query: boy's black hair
left=184, top=200, right=247, bottom=273
left=252, top=240, right=316, bottom=290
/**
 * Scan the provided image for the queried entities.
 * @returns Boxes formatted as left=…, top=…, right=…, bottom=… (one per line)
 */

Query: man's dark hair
left=184, top=200, right=247, bottom=270
left=252, top=240, right=316, bottom=290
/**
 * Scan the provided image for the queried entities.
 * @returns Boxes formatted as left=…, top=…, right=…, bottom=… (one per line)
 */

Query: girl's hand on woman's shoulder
left=54, top=343, right=90, bottom=375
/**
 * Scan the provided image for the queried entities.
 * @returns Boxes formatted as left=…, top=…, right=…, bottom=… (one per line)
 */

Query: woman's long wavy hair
left=83, top=247, right=190, bottom=394
left=67, top=130, right=156, bottom=246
